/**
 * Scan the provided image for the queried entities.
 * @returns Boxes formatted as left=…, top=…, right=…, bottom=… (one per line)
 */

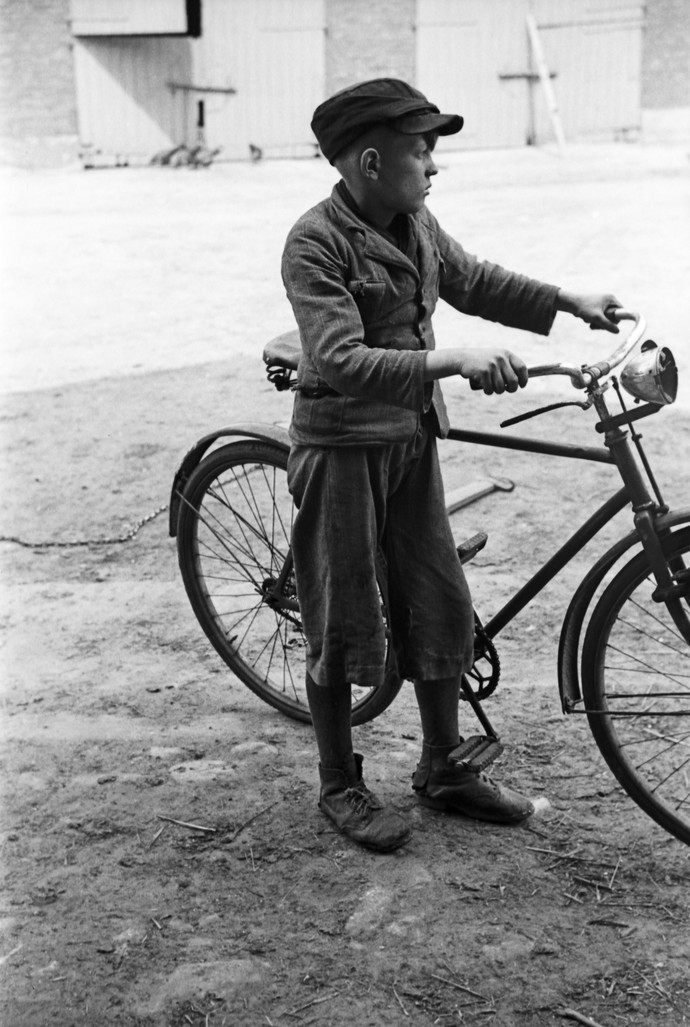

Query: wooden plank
left=525, top=11, right=566, bottom=152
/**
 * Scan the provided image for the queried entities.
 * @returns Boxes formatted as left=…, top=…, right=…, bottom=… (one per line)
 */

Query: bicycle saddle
left=263, top=330, right=301, bottom=371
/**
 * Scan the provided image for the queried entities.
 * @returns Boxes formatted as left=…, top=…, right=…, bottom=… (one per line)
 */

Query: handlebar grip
left=607, top=307, right=636, bottom=324
left=583, top=311, right=646, bottom=384
left=527, top=363, right=565, bottom=378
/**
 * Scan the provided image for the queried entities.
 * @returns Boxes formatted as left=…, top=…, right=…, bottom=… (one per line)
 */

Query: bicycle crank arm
left=445, top=476, right=514, bottom=514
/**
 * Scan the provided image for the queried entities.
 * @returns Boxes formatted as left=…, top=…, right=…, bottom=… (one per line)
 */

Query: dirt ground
left=1, top=141, right=689, bottom=1027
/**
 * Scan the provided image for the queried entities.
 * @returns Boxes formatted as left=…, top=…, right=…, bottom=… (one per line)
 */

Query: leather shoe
left=319, top=754, right=411, bottom=852
left=412, top=742, right=533, bottom=824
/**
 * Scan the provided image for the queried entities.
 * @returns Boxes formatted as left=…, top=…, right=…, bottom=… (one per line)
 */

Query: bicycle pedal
left=449, top=735, right=504, bottom=774
left=456, top=531, right=488, bottom=565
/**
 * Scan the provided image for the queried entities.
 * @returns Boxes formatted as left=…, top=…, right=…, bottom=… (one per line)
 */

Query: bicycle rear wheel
left=581, top=526, right=690, bottom=845
left=175, top=439, right=402, bottom=725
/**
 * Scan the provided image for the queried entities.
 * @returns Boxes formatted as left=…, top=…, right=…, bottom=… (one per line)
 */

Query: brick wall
left=326, top=0, right=416, bottom=96
left=641, top=0, right=690, bottom=108
left=0, top=0, right=78, bottom=165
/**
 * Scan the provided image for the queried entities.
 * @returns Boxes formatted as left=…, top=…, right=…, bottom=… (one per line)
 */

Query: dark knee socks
left=414, top=677, right=462, bottom=747
left=306, top=672, right=461, bottom=769
left=305, top=672, right=354, bottom=771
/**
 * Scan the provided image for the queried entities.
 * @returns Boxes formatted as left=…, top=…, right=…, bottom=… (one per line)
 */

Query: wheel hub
left=260, top=576, right=300, bottom=615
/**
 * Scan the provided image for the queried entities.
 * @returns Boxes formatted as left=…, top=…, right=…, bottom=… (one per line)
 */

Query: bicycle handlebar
left=527, top=310, right=647, bottom=388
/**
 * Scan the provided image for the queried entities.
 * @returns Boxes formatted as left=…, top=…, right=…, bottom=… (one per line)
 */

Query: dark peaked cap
left=311, top=78, right=463, bottom=164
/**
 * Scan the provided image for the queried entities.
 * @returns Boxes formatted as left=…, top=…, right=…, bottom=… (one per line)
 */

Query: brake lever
left=500, top=399, right=592, bottom=428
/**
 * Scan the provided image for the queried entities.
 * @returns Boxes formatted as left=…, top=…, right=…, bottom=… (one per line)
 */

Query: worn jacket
left=281, top=184, right=560, bottom=445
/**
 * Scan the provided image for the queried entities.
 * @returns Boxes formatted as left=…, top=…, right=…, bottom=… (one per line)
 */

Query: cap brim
left=395, top=112, right=463, bottom=136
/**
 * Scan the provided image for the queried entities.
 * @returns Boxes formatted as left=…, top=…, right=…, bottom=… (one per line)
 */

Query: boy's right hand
left=423, top=347, right=528, bottom=395
left=458, top=349, right=528, bottom=396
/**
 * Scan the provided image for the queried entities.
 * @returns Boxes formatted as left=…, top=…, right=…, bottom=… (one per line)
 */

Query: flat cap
left=311, top=78, right=463, bottom=164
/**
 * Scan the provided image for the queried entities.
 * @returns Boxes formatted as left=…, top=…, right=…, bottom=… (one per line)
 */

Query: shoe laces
left=344, top=782, right=382, bottom=817
left=475, top=770, right=502, bottom=795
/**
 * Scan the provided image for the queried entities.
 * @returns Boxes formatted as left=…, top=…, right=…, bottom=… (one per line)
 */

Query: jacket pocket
left=301, top=393, right=346, bottom=436
left=347, top=279, right=387, bottom=320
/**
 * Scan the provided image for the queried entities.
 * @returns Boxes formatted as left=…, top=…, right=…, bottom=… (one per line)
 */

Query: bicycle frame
left=447, top=387, right=690, bottom=713
left=172, top=310, right=689, bottom=715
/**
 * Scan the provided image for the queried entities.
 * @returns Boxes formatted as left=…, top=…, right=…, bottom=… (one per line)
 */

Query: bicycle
left=169, top=312, right=690, bottom=845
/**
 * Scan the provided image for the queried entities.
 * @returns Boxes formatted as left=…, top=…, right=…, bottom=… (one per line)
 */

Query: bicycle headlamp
left=620, top=340, right=677, bottom=405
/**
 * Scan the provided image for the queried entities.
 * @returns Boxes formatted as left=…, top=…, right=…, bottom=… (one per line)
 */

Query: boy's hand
left=457, top=349, right=528, bottom=396
left=557, top=290, right=622, bottom=333
left=423, top=348, right=527, bottom=395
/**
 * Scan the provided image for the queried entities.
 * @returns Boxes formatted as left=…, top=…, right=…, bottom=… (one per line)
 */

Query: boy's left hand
left=557, top=290, right=622, bottom=333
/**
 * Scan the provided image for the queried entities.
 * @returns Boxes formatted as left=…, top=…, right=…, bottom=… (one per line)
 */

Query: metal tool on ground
left=444, top=476, right=515, bottom=514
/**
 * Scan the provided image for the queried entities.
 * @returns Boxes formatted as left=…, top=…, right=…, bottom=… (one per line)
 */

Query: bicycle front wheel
left=581, top=526, right=690, bottom=845
left=175, top=439, right=402, bottom=725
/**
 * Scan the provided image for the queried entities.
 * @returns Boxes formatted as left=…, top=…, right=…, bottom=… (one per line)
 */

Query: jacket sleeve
left=281, top=218, right=428, bottom=410
left=432, top=216, right=560, bottom=335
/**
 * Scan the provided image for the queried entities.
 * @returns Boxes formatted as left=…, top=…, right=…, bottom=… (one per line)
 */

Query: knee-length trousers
left=287, top=421, right=474, bottom=689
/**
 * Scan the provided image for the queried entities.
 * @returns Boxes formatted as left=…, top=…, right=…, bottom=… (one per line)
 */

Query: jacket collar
left=329, top=183, right=421, bottom=278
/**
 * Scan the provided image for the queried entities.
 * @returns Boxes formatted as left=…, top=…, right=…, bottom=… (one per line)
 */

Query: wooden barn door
left=416, top=0, right=644, bottom=149
left=197, top=0, right=326, bottom=160
left=416, top=0, right=529, bottom=150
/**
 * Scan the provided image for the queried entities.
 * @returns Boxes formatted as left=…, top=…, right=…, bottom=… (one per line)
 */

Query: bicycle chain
left=0, top=503, right=168, bottom=549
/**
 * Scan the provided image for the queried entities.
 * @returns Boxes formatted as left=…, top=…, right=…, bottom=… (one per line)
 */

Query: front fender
left=169, top=422, right=291, bottom=536
left=558, top=506, right=690, bottom=711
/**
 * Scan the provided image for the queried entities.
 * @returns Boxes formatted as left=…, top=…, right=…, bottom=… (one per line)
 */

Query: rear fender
left=558, top=507, right=690, bottom=711
left=169, top=422, right=290, bottom=536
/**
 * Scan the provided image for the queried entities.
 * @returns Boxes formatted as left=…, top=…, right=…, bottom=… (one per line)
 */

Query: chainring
left=460, top=617, right=501, bottom=701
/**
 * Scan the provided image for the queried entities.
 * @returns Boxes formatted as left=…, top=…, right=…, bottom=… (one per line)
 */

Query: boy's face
left=375, top=130, right=439, bottom=218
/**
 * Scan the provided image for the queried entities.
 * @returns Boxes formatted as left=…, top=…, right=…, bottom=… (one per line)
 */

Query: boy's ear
left=359, top=147, right=380, bottom=180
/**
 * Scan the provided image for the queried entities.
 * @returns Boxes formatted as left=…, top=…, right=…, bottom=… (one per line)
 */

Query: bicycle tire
left=175, top=439, right=403, bottom=725
left=581, top=526, right=690, bottom=845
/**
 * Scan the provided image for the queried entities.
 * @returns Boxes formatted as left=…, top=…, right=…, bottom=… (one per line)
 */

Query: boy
left=281, top=78, right=620, bottom=852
